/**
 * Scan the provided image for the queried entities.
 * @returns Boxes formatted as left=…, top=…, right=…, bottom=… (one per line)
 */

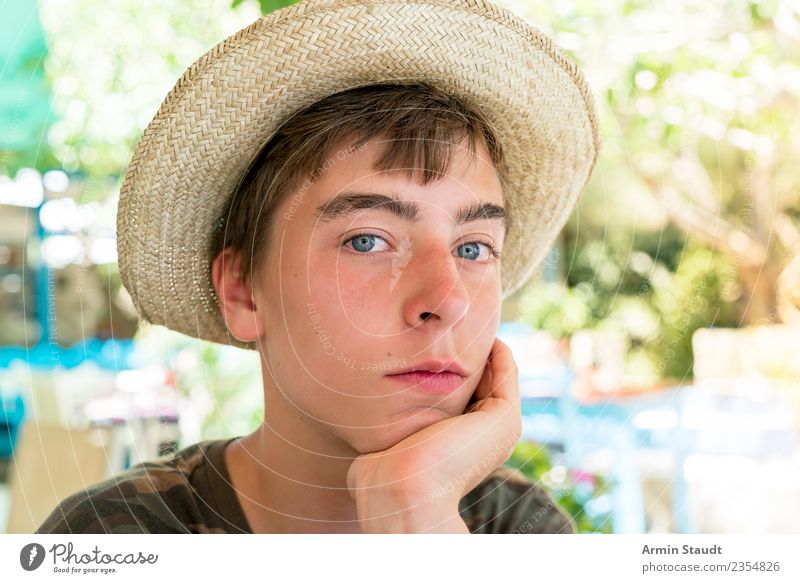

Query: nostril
left=420, top=312, right=433, bottom=321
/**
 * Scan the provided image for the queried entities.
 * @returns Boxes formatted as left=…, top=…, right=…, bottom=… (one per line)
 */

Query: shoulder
left=35, top=440, right=226, bottom=534
left=458, top=466, right=577, bottom=534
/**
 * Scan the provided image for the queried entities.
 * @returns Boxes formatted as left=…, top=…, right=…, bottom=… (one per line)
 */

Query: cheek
left=271, top=277, right=379, bottom=401
left=312, top=259, right=392, bottom=336
left=296, top=258, right=397, bottom=342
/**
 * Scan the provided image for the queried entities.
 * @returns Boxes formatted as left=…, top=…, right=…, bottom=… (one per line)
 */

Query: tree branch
left=658, top=184, right=768, bottom=265
left=774, top=213, right=800, bottom=254
left=672, top=155, right=720, bottom=215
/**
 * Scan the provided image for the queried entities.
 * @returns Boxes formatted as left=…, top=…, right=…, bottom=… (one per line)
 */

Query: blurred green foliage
left=507, top=441, right=613, bottom=534
left=232, top=0, right=297, bottom=13
left=133, top=326, right=263, bottom=443
left=520, top=235, right=741, bottom=381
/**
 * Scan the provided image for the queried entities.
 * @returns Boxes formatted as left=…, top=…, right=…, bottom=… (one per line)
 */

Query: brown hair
left=209, top=81, right=508, bottom=288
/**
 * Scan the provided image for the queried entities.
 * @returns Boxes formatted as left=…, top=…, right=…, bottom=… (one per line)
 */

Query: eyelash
left=342, top=232, right=503, bottom=261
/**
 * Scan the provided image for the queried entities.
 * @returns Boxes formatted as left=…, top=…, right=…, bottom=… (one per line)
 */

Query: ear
left=211, top=246, right=265, bottom=342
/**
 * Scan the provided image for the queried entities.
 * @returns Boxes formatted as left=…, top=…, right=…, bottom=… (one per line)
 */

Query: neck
left=227, top=372, right=362, bottom=533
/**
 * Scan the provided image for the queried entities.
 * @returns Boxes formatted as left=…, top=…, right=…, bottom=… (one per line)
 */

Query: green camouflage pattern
left=35, top=438, right=576, bottom=534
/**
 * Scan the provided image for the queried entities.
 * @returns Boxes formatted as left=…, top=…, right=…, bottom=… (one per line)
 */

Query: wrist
left=356, top=489, right=469, bottom=533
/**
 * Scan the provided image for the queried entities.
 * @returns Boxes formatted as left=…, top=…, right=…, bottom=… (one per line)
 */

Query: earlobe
left=211, top=247, right=265, bottom=342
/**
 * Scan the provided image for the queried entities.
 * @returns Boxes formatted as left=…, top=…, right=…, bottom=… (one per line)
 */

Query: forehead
left=306, top=135, right=505, bottom=209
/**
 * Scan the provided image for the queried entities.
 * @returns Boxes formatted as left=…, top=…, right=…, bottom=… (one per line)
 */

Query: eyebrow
left=313, top=190, right=507, bottom=231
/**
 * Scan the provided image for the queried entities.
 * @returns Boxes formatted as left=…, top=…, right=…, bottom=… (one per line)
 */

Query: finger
left=464, top=367, right=485, bottom=412
left=485, top=338, right=519, bottom=404
left=471, top=357, right=494, bottom=404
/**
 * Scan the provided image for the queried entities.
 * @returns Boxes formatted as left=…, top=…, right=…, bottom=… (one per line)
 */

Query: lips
left=385, top=358, right=468, bottom=377
left=385, top=371, right=465, bottom=394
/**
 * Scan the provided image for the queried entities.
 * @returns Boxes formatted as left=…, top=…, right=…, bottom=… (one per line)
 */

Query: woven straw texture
left=117, top=0, right=601, bottom=350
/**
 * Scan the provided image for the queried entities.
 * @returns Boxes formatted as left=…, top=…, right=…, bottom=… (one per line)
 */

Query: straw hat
left=117, top=0, right=601, bottom=351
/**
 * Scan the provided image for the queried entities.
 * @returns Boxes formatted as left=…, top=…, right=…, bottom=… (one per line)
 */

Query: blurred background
left=1, top=0, right=799, bottom=534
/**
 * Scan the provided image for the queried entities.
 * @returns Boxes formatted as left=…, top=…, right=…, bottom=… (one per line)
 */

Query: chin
left=348, top=407, right=451, bottom=454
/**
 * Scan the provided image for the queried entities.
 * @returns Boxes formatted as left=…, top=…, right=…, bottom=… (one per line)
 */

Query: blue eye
left=351, top=234, right=375, bottom=252
left=457, top=242, right=482, bottom=261
left=343, top=232, right=501, bottom=262
left=458, top=241, right=501, bottom=263
left=346, top=233, right=390, bottom=254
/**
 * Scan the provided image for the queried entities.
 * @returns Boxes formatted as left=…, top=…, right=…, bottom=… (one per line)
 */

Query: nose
left=400, top=241, right=470, bottom=329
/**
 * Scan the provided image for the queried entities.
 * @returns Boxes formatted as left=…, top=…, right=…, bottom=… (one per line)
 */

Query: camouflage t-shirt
left=35, top=437, right=576, bottom=534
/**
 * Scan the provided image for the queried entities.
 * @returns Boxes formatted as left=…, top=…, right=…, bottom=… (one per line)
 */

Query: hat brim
left=117, top=0, right=601, bottom=351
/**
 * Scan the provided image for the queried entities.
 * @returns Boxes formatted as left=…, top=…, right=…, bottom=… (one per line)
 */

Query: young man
left=36, top=0, right=599, bottom=534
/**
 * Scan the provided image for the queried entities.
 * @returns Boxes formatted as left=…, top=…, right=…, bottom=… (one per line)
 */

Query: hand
left=346, top=338, right=522, bottom=533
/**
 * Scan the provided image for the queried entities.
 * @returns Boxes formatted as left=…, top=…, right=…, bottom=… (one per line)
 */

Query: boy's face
left=238, top=135, right=505, bottom=454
